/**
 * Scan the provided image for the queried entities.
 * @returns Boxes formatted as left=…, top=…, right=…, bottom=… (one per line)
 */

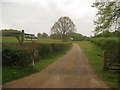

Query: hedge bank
left=2, top=42, right=72, bottom=67
left=89, top=38, right=120, bottom=63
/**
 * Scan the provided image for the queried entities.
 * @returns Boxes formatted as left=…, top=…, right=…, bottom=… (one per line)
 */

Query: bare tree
left=51, top=16, right=76, bottom=41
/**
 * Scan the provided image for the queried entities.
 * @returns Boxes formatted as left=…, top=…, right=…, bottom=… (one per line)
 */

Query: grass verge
left=76, top=41, right=119, bottom=89
left=34, top=50, right=69, bottom=71
left=2, top=66, right=37, bottom=84
left=2, top=45, right=71, bottom=84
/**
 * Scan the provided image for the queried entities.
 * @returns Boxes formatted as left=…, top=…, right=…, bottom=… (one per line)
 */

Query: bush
left=2, top=42, right=72, bottom=66
left=89, top=38, right=120, bottom=63
left=36, top=42, right=71, bottom=58
left=2, top=45, right=33, bottom=67
left=2, top=42, right=72, bottom=84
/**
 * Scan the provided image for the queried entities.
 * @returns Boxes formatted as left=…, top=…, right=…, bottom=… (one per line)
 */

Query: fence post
left=20, top=30, right=24, bottom=46
left=32, top=59, right=34, bottom=66
left=103, top=50, right=107, bottom=70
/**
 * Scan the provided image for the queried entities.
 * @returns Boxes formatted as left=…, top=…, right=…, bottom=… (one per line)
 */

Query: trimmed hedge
left=2, top=42, right=72, bottom=66
left=2, top=45, right=33, bottom=67
left=89, top=38, right=120, bottom=63
left=37, top=42, right=71, bottom=58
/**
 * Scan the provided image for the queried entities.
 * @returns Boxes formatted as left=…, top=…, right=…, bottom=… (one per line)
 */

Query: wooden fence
left=103, top=50, right=120, bottom=71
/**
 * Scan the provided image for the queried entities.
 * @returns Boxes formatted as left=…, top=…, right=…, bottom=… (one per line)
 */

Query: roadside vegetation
left=1, top=7, right=120, bottom=89
left=2, top=16, right=76, bottom=84
left=76, top=41, right=119, bottom=89
left=1, top=37, right=62, bottom=43
left=36, top=38, right=62, bottom=44
left=2, top=37, right=72, bottom=84
left=3, top=45, right=70, bottom=84
left=93, top=37, right=119, bottom=41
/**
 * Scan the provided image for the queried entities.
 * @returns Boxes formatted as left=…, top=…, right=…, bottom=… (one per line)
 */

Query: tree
left=50, top=33, right=61, bottom=40
left=42, top=33, right=48, bottom=38
left=93, top=30, right=120, bottom=37
left=71, top=33, right=84, bottom=41
left=92, top=0, right=120, bottom=34
left=51, top=16, right=76, bottom=41
left=37, top=33, right=42, bottom=38
left=112, top=30, right=120, bottom=37
left=37, top=32, right=48, bottom=38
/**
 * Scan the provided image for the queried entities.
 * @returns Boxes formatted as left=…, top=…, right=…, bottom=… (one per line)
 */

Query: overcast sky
left=1, top=0, right=97, bottom=36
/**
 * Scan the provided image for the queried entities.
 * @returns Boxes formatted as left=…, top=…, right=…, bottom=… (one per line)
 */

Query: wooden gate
left=103, top=50, right=120, bottom=71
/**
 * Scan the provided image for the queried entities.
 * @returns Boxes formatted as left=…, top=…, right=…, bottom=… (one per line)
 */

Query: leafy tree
left=92, top=0, right=120, bottom=34
left=93, top=30, right=120, bottom=37
left=37, top=33, right=42, bottom=38
left=102, top=30, right=112, bottom=37
left=51, top=16, right=76, bottom=41
left=50, top=33, right=61, bottom=40
left=37, top=32, right=48, bottom=38
left=112, top=30, right=120, bottom=37
left=42, top=33, right=48, bottom=38
left=71, top=33, right=84, bottom=40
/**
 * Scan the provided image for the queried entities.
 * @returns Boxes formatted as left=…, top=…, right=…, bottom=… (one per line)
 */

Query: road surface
left=3, top=43, right=108, bottom=88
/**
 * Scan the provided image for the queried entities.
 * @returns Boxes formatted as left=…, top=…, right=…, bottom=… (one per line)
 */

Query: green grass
left=76, top=41, right=119, bottom=89
left=2, top=37, right=32, bottom=43
left=2, top=66, right=37, bottom=84
left=34, top=49, right=69, bottom=71
left=2, top=45, right=71, bottom=84
left=2, top=37, right=19, bottom=43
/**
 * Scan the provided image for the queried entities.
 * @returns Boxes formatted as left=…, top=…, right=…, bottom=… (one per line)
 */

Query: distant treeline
left=49, top=33, right=87, bottom=41
left=93, top=30, right=120, bottom=37
left=37, top=32, right=87, bottom=41
left=1, top=29, right=87, bottom=41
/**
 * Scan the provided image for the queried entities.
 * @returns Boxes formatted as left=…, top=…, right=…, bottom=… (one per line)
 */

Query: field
left=2, top=37, right=19, bottom=43
left=1, top=37, right=65, bottom=43
left=76, top=41, right=119, bottom=89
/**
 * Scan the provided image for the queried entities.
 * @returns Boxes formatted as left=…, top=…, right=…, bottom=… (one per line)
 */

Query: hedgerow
left=89, top=38, right=120, bottom=63
left=2, top=42, right=72, bottom=67
left=37, top=42, right=71, bottom=58
left=2, top=45, right=33, bottom=67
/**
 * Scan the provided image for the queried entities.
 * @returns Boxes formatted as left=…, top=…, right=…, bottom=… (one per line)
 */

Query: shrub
left=36, top=42, right=71, bottom=58
left=2, top=41, right=72, bottom=84
left=2, top=45, right=33, bottom=67
left=89, top=38, right=120, bottom=63
left=2, top=42, right=72, bottom=66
